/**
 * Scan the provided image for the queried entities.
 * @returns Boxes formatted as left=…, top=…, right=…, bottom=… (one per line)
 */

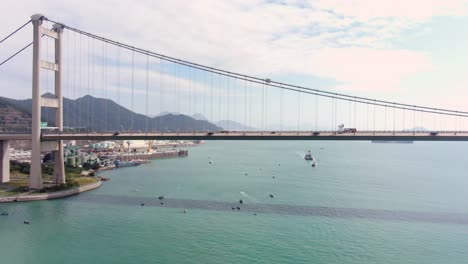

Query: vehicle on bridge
left=337, top=124, right=357, bottom=134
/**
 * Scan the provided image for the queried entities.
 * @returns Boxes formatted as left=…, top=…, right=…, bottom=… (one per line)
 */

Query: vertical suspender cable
left=261, top=83, right=264, bottom=133
left=194, top=69, right=197, bottom=120
left=101, top=41, right=105, bottom=131
left=354, top=97, right=356, bottom=130
left=78, top=32, right=82, bottom=129
left=384, top=105, right=387, bottom=132
left=233, top=78, right=236, bottom=126
left=159, top=58, right=162, bottom=131
left=421, top=110, right=423, bottom=133
left=146, top=55, right=149, bottom=132
left=393, top=103, right=396, bottom=133
left=210, top=71, right=213, bottom=130
left=331, top=97, right=334, bottom=131
left=91, top=38, right=94, bottom=131
left=402, top=108, right=405, bottom=132
left=366, top=103, right=369, bottom=131
left=73, top=30, right=77, bottom=128
left=249, top=81, right=252, bottom=130
left=244, top=79, right=247, bottom=133
left=117, top=44, right=121, bottom=130
left=173, top=62, right=177, bottom=124
left=334, top=95, right=338, bottom=132
left=297, top=90, right=300, bottom=133
left=315, top=94, right=318, bottom=131
left=203, top=70, right=206, bottom=131
left=66, top=30, right=70, bottom=129
left=349, top=100, right=351, bottom=128
left=131, top=51, right=134, bottom=132
left=227, top=76, right=230, bottom=130
left=87, top=34, right=91, bottom=131
left=218, top=74, right=221, bottom=125
left=281, top=88, right=284, bottom=132
left=373, top=100, right=376, bottom=134
left=265, top=82, right=268, bottom=131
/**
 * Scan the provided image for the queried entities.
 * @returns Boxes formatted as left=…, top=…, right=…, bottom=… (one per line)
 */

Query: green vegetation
left=82, top=162, right=100, bottom=170
left=1, top=161, right=99, bottom=197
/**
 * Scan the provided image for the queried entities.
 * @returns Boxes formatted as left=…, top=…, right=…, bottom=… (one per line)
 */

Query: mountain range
left=0, top=94, right=221, bottom=132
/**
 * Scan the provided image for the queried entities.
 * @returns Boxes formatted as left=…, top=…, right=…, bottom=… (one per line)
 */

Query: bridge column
left=30, top=14, right=44, bottom=190
left=0, top=140, right=10, bottom=183
left=53, top=23, right=65, bottom=184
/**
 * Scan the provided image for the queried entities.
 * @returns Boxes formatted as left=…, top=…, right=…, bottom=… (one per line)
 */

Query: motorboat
left=304, top=150, right=314, bottom=161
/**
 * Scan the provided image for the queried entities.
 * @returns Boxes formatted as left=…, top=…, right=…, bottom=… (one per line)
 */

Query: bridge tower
left=30, top=14, right=65, bottom=190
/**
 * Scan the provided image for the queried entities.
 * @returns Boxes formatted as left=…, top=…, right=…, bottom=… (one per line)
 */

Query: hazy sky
left=1, top=0, right=468, bottom=130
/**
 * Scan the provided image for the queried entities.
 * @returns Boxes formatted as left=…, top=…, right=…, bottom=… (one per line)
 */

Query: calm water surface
left=1, top=141, right=468, bottom=263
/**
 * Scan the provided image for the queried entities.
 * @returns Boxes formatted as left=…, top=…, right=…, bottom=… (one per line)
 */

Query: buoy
left=269, top=194, right=274, bottom=198
left=209, top=160, right=213, bottom=164
left=239, top=199, right=243, bottom=204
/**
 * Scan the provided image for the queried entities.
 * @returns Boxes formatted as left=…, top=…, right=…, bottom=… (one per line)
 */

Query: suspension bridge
left=1, top=14, right=468, bottom=189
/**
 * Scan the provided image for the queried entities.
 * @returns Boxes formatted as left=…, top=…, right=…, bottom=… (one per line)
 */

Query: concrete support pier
left=0, top=140, right=10, bottom=183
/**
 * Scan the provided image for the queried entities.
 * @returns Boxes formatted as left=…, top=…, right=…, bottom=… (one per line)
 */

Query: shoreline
left=0, top=180, right=102, bottom=203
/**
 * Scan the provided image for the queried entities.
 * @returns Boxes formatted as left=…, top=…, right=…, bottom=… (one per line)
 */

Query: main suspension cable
left=48, top=18, right=468, bottom=116
left=0, top=19, right=31, bottom=45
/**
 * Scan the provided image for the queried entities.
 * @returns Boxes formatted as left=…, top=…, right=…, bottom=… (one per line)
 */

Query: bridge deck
left=3, top=131, right=468, bottom=141
left=38, top=131, right=468, bottom=141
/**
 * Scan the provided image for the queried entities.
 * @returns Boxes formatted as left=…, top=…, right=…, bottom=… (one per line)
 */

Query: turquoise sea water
left=1, top=141, right=468, bottom=263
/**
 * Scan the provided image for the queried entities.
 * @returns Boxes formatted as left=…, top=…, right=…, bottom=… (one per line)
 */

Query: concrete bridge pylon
left=30, top=14, right=65, bottom=190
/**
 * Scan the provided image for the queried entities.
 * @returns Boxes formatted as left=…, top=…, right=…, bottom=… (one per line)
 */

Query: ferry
left=304, top=150, right=314, bottom=161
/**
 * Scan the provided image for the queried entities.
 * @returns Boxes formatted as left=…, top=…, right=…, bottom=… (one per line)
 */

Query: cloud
left=1, top=0, right=467, bottom=114
left=314, top=0, right=468, bottom=21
